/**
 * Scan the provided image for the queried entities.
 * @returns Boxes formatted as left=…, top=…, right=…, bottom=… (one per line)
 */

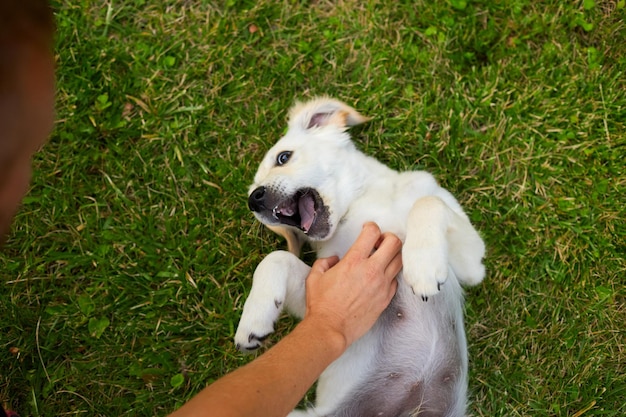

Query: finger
left=371, top=232, right=402, bottom=262
left=344, top=222, right=382, bottom=260
left=373, top=234, right=385, bottom=250
left=310, top=256, right=340, bottom=275
left=378, top=276, right=398, bottom=310
left=386, top=278, right=398, bottom=301
left=385, top=252, right=403, bottom=278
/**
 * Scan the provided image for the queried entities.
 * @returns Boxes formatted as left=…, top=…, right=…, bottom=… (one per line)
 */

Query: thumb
left=310, top=256, right=340, bottom=276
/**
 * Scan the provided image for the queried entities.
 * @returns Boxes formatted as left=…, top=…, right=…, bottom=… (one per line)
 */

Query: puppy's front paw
left=235, top=328, right=272, bottom=353
left=403, top=242, right=449, bottom=300
left=234, top=297, right=283, bottom=353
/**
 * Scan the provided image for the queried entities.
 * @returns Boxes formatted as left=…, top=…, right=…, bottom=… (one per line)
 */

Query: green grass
left=1, top=0, right=624, bottom=415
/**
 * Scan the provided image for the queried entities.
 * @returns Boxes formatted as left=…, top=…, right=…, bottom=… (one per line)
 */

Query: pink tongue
left=299, top=195, right=316, bottom=232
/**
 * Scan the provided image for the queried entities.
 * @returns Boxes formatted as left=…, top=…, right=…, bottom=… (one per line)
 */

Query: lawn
left=1, top=0, right=624, bottom=415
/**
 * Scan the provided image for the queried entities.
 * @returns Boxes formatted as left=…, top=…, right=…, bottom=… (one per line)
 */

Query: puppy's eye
left=276, top=151, right=292, bottom=166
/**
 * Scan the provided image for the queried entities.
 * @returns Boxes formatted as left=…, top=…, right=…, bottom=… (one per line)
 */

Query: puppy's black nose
left=248, top=186, right=267, bottom=212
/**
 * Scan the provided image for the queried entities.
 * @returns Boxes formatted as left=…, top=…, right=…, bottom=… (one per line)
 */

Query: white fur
left=235, top=97, right=485, bottom=417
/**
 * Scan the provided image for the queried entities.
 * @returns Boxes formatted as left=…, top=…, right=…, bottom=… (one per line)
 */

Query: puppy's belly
left=317, top=281, right=467, bottom=417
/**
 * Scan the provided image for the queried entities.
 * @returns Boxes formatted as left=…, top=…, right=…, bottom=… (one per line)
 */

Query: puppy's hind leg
left=446, top=206, right=486, bottom=288
left=234, top=251, right=310, bottom=352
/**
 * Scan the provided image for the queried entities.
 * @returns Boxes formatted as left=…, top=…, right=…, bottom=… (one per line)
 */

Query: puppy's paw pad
left=234, top=297, right=283, bottom=353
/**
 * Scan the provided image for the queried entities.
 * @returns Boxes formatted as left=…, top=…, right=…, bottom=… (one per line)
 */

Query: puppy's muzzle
left=248, top=186, right=267, bottom=212
left=248, top=186, right=326, bottom=236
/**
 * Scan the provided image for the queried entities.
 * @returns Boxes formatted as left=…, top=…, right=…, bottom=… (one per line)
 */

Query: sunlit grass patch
left=1, top=0, right=624, bottom=415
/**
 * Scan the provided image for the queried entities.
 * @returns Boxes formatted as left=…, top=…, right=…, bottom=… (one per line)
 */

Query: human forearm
left=168, top=316, right=345, bottom=417
left=169, top=224, right=402, bottom=417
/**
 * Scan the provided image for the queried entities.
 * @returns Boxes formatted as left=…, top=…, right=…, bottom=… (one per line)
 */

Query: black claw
left=437, top=282, right=442, bottom=291
left=248, top=333, right=270, bottom=343
left=421, top=295, right=429, bottom=302
left=237, top=342, right=260, bottom=352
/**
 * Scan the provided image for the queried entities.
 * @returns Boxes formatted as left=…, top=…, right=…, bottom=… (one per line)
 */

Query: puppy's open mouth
left=272, top=188, right=321, bottom=234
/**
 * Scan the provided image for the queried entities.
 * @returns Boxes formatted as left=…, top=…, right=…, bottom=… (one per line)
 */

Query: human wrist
left=297, top=314, right=348, bottom=357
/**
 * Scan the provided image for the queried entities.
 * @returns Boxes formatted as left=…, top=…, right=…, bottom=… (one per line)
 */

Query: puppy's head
left=248, top=97, right=369, bottom=254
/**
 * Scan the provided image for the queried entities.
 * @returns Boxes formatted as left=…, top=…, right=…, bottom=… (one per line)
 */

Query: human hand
left=303, top=222, right=402, bottom=350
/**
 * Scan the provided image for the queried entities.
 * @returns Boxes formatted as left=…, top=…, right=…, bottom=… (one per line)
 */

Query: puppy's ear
left=288, top=97, right=370, bottom=131
left=267, top=225, right=305, bottom=256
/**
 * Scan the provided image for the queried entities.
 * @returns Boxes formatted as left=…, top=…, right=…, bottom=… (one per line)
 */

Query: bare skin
left=1, top=3, right=402, bottom=417
left=168, top=223, right=402, bottom=417
left=0, top=0, right=55, bottom=243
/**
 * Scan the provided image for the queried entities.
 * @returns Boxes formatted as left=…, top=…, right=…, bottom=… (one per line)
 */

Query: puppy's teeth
left=276, top=204, right=295, bottom=217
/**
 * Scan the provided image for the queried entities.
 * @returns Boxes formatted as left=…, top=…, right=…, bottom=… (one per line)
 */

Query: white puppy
left=235, top=97, right=486, bottom=417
